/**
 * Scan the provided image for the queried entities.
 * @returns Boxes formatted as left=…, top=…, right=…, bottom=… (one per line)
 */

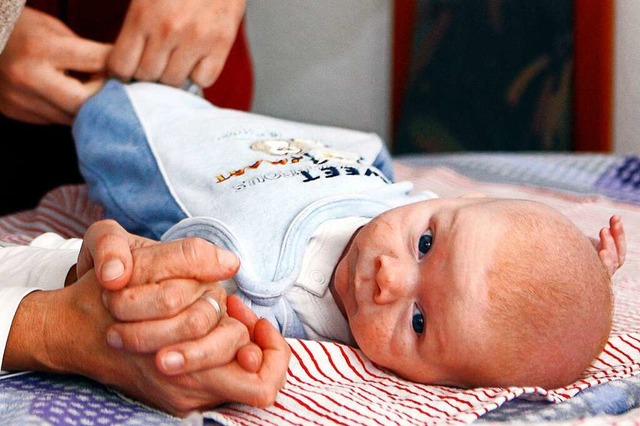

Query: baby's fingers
left=609, top=215, right=626, bottom=267
left=598, top=216, right=627, bottom=277
left=254, top=318, right=291, bottom=393
left=598, top=228, right=619, bottom=277
left=237, top=344, right=264, bottom=374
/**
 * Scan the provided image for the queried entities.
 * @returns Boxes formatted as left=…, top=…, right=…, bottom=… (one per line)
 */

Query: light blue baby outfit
left=72, top=79, right=433, bottom=339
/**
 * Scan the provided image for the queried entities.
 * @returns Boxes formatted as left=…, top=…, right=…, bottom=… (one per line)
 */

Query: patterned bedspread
left=0, top=153, right=639, bottom=425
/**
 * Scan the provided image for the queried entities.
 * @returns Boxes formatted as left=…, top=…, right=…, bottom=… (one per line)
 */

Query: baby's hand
left=597, top=215, right=626, bottom=277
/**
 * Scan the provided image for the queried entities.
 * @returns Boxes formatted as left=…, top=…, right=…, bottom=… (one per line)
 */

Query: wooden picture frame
left=392, top=1, right=615, bottom=152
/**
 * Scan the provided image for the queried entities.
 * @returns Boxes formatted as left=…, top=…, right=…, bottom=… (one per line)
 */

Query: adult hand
left=4, top=270, right=290, bottom=416
left=76, top=219, right=239, bottom=291
left=75, top=220, right=261, bottom=374
left=108, top=0, right=246, bottom=88
left=0, top=7, right=110, bottom=125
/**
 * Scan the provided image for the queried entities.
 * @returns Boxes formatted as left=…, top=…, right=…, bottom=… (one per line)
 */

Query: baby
left=332, top=196, right=620, bottom=389
left=73, top=79, right=624, bottom=390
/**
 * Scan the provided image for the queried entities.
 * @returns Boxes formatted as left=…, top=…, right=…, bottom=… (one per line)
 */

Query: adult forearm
left=2, top=275, right=119, bottom=382
left=3, top=289, right=68, bottom=372
left=0, top=240, right=81, bottom=373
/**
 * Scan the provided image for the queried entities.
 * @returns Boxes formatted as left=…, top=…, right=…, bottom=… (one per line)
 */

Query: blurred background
left=245, top=0, right=637, bottom=155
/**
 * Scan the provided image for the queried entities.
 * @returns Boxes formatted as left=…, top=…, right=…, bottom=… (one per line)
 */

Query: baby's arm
left=596, top=215, right=626, bottom=277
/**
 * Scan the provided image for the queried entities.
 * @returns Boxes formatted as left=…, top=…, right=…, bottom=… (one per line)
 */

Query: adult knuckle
left=216, top=24, right=236, bottom=45
left=108, top=60, right=127, bottom=78
left=181, top=237, right=209, bottom=267
left=186, top=343, right=209, bottom=364
left=22, top=37, right=44, bottom=57
left=6, top=63, right=30, bottom=88
left=166, top=396, right=194, bottom=416
left=109, top=289, right=136, bottom=319
left=189, top=22, right=210, bottom=41
left=159, top=288, right=184, bottom=315
left=160, top=19, right=181, bottom=40
left=185, top=310, right=213, bottom=338
left=128, top=329, right=147, bottom=352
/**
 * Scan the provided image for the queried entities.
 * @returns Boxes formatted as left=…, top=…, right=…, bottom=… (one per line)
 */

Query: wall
left=614, top=0, right=640, bottom=154
left=246, top=1, right=639, bottom=154
left=245, top=0, right=392, bottom=144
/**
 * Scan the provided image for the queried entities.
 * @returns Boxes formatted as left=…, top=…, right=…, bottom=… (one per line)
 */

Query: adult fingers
left=132, top=32, right=174, bottom=82
left=107, top=9, right=145, bottom=81
left=57, top=38, right=112, bottom=74
left=106, top=285, right=227, bottom=352
left=159, top=45, right=202, bottom=88
left=155, top=314, right=253, bottom=375
left=104, top=279, right=215, bottom=321
left=43, top=38, right=111, bottom=115
left=129, top=237, right=240, bottom=286
left=77, top=219, right=150, bottom=290
left=189, top=54, right=225, bottom=89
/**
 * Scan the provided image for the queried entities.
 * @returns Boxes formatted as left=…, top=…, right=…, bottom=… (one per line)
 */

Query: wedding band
left=200, top=294, right=222, bottom=321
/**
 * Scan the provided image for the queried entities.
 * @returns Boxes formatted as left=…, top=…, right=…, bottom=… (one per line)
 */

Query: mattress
left=0, top=152, right=638, bottom=425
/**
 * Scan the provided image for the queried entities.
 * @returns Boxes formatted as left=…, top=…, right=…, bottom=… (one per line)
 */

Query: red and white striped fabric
left=1, top=162, right=639, bottom=425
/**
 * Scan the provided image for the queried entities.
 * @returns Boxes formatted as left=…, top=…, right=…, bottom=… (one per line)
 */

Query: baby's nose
left=374, top=255, right=407, bottom=304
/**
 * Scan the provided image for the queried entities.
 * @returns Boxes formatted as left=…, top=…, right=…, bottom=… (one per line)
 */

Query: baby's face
left=331, top=197, right=518, bottom=386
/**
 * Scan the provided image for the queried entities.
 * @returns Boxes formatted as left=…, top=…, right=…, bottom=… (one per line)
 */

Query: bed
left=0, top=151, right=638, bottom=425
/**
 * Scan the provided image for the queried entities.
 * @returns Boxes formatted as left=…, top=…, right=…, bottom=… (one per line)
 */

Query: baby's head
left=330, top=196, right=613, bottom=389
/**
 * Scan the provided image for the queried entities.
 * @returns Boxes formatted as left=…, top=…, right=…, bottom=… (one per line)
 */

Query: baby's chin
left=361, top=353, right=466, bottom=388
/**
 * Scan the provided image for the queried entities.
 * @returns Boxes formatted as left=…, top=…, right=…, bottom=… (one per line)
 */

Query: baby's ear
left=458, top=193, right=487, bottom=199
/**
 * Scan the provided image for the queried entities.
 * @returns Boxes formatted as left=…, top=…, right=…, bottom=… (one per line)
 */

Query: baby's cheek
left=351, top=317, right=393, bottom=361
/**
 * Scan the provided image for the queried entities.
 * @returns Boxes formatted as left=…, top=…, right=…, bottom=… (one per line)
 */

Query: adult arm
left=0, top=236, right=80, bottom=373
left=0, top=7, right=109, bottom=125
left=108, top=0, right=246, bottom=88
left=2, top=268, right=290, bottom=415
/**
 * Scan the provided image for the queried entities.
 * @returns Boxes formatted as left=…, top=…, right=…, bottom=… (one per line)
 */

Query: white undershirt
left=287, top=216, right=370, bottom=346
left=0, top=233, right=81, bottom=374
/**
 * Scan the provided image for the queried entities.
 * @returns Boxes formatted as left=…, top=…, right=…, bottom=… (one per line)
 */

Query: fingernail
left=107, top=330, right=123, bottom=349
left=219, top=250, right=239, bottom=268
left=102, top=259, right=125, bottom=281
left=162, top=352, right=185, bottom=372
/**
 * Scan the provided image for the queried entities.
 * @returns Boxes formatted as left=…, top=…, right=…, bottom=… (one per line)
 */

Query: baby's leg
left=597, top=215, right=626, bottom=277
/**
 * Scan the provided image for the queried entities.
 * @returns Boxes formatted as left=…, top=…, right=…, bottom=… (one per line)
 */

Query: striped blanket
left=0, top=153, right=639, bottom=425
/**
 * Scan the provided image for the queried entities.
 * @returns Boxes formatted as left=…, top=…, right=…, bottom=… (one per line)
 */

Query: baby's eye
left=412, top=304, right=425, bottom=334
left=418, top=231, right=433, bottom=258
